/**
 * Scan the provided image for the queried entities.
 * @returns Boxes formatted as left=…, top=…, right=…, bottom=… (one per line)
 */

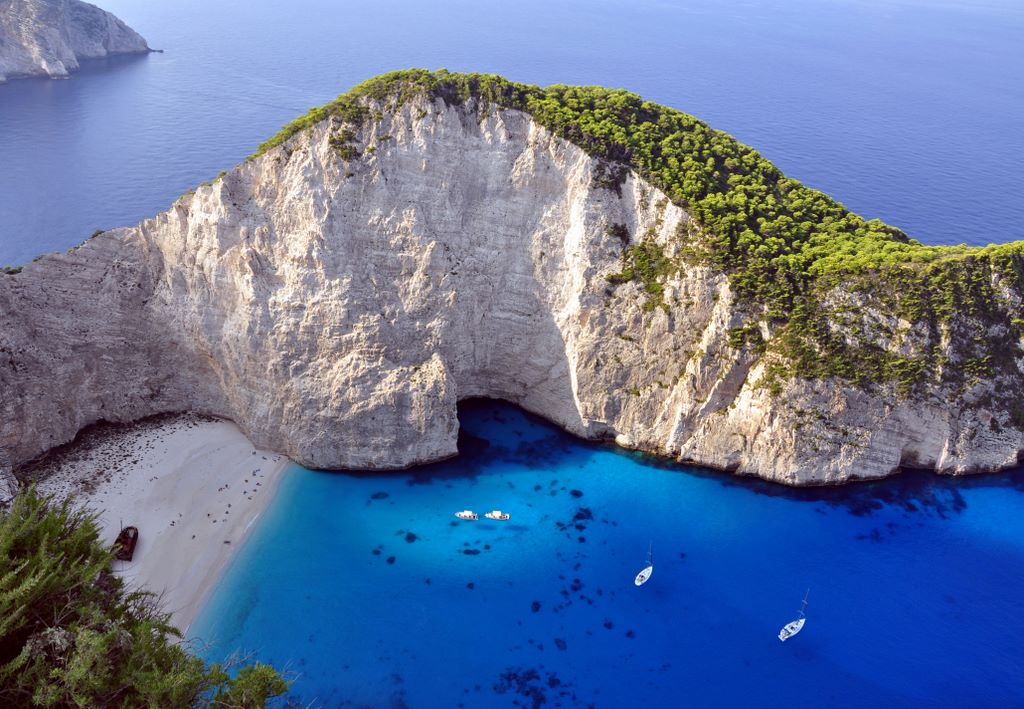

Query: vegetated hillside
left=1, top=69, right=1021, bottom=485
left=0, top=488, right=287, bottom=707
left=258, top=69, right=1024, bottom=406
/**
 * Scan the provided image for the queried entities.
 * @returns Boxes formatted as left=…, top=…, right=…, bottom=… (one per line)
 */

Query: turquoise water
left=5, top=0, right=1023, bottom=703
left=2, top=0, right=1024, bottom=265
left=192, top=401, right=1024, bottom=707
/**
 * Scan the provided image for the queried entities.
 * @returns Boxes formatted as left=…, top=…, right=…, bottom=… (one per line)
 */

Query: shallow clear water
left=191, top=401, right=1024, bottom=707
left=7, top=1, right=1024, bottom=703
left=2, top=0, right=1024, bottom=265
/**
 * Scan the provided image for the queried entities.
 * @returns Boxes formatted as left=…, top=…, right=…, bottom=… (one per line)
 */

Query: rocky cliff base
left=2, top=87, right=1022, bottom=486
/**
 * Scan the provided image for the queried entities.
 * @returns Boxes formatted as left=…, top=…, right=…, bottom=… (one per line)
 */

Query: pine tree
left=0, top=488, right=288, bottom=707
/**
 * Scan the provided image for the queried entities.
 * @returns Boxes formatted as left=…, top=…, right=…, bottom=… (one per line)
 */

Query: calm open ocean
left=0, top=0, right=1023, bottom=266
left=4, top=0, right=1023, bottom=705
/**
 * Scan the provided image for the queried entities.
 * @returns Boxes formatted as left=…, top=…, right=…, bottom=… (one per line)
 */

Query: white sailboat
left=778, top=589, right=810, bottom=642
left=634, top=542, right=653, bottom=586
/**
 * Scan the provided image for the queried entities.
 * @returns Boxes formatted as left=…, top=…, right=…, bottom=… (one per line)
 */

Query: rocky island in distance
left=2, top=69, right=1023, bottom=490
left=0, top=0, right=150, bottom=83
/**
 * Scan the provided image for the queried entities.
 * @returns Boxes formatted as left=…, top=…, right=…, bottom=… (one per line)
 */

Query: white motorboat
left=634, top=542, right=653, bottom=586
left=484, top=510, right=510, bottom=521
left=778, top=589, right=810, bottom=642
left=454, top=510, right=479, bottom=521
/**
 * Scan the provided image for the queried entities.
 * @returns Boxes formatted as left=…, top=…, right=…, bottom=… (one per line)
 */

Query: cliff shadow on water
left=619, top=436, right=1024, bottom=520
left=339, top=398, right=1024, bottom=521
left=192, top=402, right=1024, bottom=707
left=61, top=51, right=155, bottom=78
left=0, top=50, right=152, bottom=90
left=339, top=398, right=596, bottom=487
left=20, top=396, right=1022, bottom=523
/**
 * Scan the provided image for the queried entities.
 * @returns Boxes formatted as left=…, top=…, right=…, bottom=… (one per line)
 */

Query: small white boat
left=454, top=510, right=479, bottom=521
left=484, top=510, right=510, bottom=521
left=634, top=542, right=653, bottom=586
left=778, top=589, right=810, bottom=642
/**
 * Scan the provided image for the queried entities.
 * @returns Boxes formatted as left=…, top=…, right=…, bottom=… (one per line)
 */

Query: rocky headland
left=0, top=0, right=149, bottom=83
left=2, top=70, right=1022, bottom=487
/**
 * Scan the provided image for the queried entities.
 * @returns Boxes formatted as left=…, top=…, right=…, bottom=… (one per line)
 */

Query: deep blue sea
left=192, top=401, right=1024, bottom=707
left=1, top=0, right=1024, bottom=266
left=4, top=0, right=1024, bottom=705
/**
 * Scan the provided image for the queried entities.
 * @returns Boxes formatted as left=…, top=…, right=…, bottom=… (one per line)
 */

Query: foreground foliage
left=0, top=488, right=288, bottom=707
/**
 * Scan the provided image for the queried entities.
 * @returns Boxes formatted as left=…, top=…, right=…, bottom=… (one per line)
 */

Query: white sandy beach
left=34, top=414, right=289, bottom=634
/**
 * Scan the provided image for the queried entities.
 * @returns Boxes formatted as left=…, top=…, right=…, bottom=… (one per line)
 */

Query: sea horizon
left=2, top=0, right=1023, bottom=266
left=4, top=1, right=1024, bottom=706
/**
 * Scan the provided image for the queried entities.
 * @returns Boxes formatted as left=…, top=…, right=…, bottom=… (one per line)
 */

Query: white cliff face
left=0, top=0, right=149, bottom=83
left=0, top=449, right=15, bottom=502
left=1, top=96, right=1022, bottom=485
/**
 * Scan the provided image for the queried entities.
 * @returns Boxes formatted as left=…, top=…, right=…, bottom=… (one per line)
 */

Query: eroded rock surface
left=0, top=448, right=16, bottom=502
left=0, top=0, right=149, bottom=83
left=2, top=96, right=1022, bottom=484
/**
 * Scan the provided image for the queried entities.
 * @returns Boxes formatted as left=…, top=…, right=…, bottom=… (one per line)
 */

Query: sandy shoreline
left=32, top=413, right=289, bottom=634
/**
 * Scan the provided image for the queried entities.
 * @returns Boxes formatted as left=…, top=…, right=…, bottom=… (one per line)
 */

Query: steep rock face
left=0, top=448, right=16, bottom=502
left=1, top=96, right=1022, bottom=484
left=0, top=0, right=149, bottom=82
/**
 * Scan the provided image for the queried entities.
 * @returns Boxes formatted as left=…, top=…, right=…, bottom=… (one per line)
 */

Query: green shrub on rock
left=0, top=488, right=288, bottom=708
left=251, top=69, right=1024, bottom=397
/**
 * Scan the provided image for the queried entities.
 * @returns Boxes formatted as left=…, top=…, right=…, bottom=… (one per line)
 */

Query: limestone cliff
left=2, top=73, right=1022, bottom=485
left=0, top=0, right=149, bottom=83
